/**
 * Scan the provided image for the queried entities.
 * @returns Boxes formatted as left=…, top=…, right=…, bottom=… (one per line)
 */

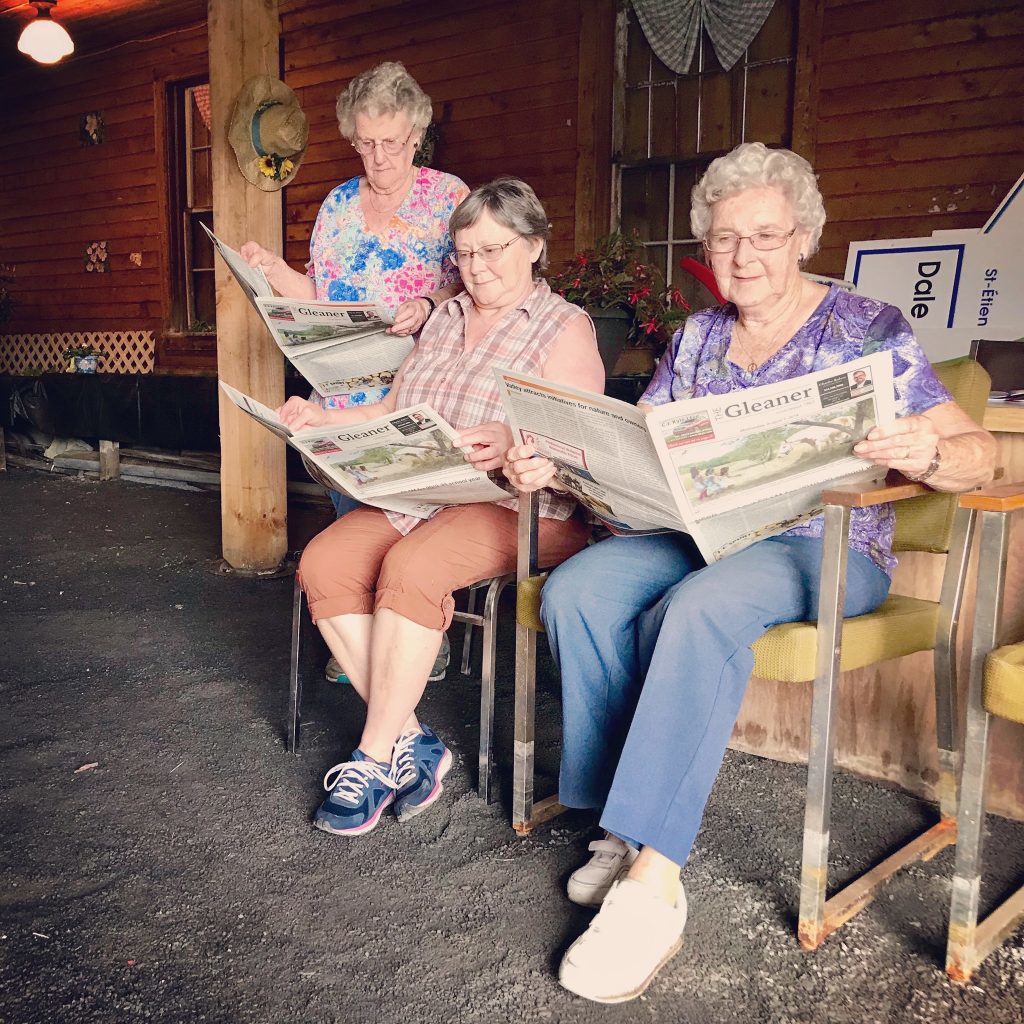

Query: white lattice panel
left=0, top=331, right=156, bottom=374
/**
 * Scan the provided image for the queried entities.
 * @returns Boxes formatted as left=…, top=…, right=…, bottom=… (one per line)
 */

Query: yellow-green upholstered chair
left=946, top=484, right=1024, bottom=983
left=513, top=356, right=992, bottom=951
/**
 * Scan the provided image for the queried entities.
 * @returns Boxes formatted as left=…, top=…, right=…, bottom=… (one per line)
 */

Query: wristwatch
left=908, top=445, right=942, bottom=483
left=420, top=295, right=437, bottom=314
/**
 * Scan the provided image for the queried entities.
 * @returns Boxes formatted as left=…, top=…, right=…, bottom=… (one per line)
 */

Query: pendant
left=747, top=361, right=757, bottom=373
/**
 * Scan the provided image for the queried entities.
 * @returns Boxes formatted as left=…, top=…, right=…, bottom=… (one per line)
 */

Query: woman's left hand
left=854, top=415, right=941, bottom=478
left=388, top=298, right=431, bottom=336
left=454, top=421, right=514, bottom=473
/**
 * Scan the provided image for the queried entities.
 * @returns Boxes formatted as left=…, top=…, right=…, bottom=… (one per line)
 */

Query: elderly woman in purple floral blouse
left=504, top=142, right=996, bottom=1004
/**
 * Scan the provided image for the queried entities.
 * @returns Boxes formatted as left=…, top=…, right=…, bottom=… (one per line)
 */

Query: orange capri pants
left=297, top=504, right=590, bottom=631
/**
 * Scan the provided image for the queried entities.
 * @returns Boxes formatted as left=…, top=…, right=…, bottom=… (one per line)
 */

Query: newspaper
left=496, top=351, right=896, bottom=562
left=219, top=381, right=510, bottom=518
left=203, top=224, right=413, bottom=400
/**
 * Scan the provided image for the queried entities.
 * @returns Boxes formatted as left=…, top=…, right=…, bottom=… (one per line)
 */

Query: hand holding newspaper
left=496, top=351, right=896, bottom=562
left=220, top=381, right=510, bottom=518
left=203, top=225, right=413, bottom=402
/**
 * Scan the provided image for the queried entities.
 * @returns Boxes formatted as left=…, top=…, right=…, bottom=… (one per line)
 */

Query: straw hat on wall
left=228, top=75, right=308, bottom=191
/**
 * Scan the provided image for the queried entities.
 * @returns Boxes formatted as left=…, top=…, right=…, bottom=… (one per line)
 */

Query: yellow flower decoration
left=258, top=155, right=276, bottom=178
left=280, top=158, right=294, bottom=178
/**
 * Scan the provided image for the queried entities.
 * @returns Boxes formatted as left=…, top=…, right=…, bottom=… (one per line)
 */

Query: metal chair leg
left=461, top=585, right=478, bottom=676
left=947, top=507, right=1011, bottom=982
left=798, top=503, right=849, bottom=949
left=478, top=574, right=512, bottom=804
left=288, top=572, right=305, bottom=754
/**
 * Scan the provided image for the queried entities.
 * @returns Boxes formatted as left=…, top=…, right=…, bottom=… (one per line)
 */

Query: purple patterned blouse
left=641, top=285, right=952, bottom=574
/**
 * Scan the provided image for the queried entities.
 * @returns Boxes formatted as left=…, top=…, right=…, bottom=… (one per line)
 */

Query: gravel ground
left=1, top=467, right=1022, bottom=1024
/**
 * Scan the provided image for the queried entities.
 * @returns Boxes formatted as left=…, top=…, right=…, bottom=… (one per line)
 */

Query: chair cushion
left=516, top=574, right=549, bottom=632
left=984, top=643, right=1024, bottom=724
left=751, top=594, right=939, bottom=682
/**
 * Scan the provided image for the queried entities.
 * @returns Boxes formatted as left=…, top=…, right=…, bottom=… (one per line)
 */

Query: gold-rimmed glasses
left=351, top=125, right=418, bottom=157
left=448, top=236, right=522, bottom=268
left=702, top=229, right=797, bottom=254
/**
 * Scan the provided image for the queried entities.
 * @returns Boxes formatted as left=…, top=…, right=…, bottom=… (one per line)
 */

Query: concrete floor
left=1, top=467, right=1022, bottom=1024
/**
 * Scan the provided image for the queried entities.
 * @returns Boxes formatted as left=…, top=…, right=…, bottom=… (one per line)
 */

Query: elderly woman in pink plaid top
left=276, top=177, right=605, bottom=836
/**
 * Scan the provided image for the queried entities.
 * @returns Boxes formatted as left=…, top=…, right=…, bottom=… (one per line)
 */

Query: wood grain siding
left=809, top=0, right=1024, bottom=278
left=0, top=24, right=208, bottom=360
left=280, top=0, right=583, bottom=274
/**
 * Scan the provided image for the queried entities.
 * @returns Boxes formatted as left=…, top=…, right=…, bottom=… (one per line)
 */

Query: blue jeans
left=328, top=490, right=362, bottom=519
left=540, top=532, right=891, bottom=866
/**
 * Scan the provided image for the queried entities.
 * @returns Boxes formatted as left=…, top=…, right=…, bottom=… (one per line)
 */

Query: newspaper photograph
left=497, top=350, right=896, bottom=562
left=219, top=381, right=509, bottom=518
left=204, top=226, right=412, bottom=401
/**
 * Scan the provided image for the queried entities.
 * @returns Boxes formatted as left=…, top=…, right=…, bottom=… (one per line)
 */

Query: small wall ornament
left=80, top=111, right=104, bottom=146
left=84, top=241, right=109, bottom=272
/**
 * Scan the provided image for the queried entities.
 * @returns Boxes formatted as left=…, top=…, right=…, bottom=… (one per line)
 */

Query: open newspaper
left=219, top=381, right=510, bottom=518
left=496, top=351, right=896, bottom=562
left=203, top=224, right=413, bottom=401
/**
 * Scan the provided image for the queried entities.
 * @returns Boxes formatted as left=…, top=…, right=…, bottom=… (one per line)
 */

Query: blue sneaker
left=392, top=725, right=453, bottom=822
left=313, top=750, right=396, bottom=836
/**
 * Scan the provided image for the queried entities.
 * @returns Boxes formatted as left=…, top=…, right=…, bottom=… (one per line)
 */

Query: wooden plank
left=208, top=0, right=287, bottom=571
left=791, top=0, right=825, bottom=166
left=821, top=0, right=1024, bottom=36
left=817, top=125, right=1024, bottom=170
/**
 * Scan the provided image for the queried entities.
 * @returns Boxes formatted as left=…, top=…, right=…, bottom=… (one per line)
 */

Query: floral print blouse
left=641, top=285, right=952, bottom=574
left=306, top=166, right=469, bottom=408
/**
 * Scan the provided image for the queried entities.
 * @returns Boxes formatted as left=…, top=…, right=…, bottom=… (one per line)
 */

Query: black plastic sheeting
left=1, top=374, right=312, bottom=453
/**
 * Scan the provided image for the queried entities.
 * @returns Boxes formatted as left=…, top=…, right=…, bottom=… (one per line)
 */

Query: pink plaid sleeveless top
left=385, top=279, right=593, bottom=534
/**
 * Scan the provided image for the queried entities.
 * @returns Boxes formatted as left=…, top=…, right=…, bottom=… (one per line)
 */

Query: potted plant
left=63, top=345, right=102, bottom=374
left=548, top=233, right=691, bottom=375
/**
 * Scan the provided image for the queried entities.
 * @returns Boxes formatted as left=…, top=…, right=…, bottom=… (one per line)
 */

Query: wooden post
left=208, top=0, right=287, bottom=571
left=98, top=439, right=120, bottom=481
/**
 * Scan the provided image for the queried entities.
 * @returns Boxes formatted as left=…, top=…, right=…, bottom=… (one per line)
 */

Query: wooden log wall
left=805, top=0, right=1024, bottom=279
left=0, top=0, right=588, bottom=375
left=0, top=25, right=208, bottom=350
left=279, top=0, right=586, bottom=277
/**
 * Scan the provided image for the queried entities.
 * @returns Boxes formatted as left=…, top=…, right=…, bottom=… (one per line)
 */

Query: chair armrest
left=958, top=483, right=1024, bottom=513
left=821, top=472, right=931, bottom=509
left=821, top=467, right=1007, bottom=510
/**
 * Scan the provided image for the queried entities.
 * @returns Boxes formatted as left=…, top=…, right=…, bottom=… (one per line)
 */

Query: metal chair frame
left=512, top=480, right=979, bottom=945
left=946, top=485, right=1024, bottom=983
left=287, top=566, right=513, bottom=804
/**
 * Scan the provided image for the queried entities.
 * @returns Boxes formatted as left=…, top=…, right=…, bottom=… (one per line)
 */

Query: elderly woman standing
left=242, top=61, right=468, bottom=680
left=505, top=142, right=996, bottom=1004
left=278, top=177, right=604, bottom=837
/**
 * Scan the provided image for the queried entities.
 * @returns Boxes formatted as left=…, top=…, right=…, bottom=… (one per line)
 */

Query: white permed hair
left=690, top=142, right=826, bottom=256
left=335, top=61, right=433, bottom=141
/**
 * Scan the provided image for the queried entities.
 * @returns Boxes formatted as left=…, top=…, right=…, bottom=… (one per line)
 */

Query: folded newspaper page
left=497, top=351, right=896, bottom=562
left=204, top=225, right=413, bottom=401
left=219, top=381, right=510, bottom=518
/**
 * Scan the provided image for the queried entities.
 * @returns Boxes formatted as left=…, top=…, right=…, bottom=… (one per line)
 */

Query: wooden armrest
left=821, top=471, right=930, bottom=508
left=958, top=483, right=1024, bottom=513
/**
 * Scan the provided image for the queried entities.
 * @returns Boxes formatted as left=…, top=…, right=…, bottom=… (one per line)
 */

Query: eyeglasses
left=702, top=229, right=797, bottom=254
left=351, top=125, right=418, bottom=157
left=448, top=236, right=522, bottom=268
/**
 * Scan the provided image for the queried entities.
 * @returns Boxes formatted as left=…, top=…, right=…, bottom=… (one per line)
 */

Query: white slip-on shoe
left=559, top=878, right=687, bottom=1004
left=566, top=833, right=640, bottom=907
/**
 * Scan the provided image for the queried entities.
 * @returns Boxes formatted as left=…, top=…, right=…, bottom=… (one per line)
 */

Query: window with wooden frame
left=167, top=80, right=215, bottom=334
left=615, top=1, right=800, bottom=310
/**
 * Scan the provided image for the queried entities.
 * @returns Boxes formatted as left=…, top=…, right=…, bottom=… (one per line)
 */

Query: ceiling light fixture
left=18, top=1, right=74, bottom=65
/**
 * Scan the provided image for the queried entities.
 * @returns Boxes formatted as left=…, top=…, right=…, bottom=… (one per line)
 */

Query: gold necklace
left=366, top=173, right=413, bottom=217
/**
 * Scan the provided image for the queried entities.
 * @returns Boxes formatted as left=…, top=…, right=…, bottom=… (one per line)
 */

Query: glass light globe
left=18, top=14, right=74, bottom=65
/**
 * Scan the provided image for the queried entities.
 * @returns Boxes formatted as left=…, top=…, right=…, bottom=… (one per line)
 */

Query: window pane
left=651, top=47, right=676, bottom=84
left=622, top=87, right=650, bottom=161
left=745, top=64, right=793, bottom=146
left=649, top=84, right=677, bottom=160
left=642, top=243, right=669, bottom=285
left=673, top=165, right=703, bottom=240
left=674, top=77, right=701, bottom=158
left=191, top=149, right=212, bottom=210
left=698, top=73, right=732, bottom=154
left=191, top=269, right=216, bottom=327
left=621, top=166, right=670, bottom=242
left=748, top=2, right=796, bottom=63
left=190, top=213, right=214, bottom=269
left=625, top=17, right=650, bottom=85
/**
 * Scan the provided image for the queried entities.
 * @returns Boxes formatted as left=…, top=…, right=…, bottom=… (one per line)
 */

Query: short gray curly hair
left=449, top=177, right=551, bottom=276
left=335, top=62, right=433, bottom=141
left=690, top=142, right=826, bottom=256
